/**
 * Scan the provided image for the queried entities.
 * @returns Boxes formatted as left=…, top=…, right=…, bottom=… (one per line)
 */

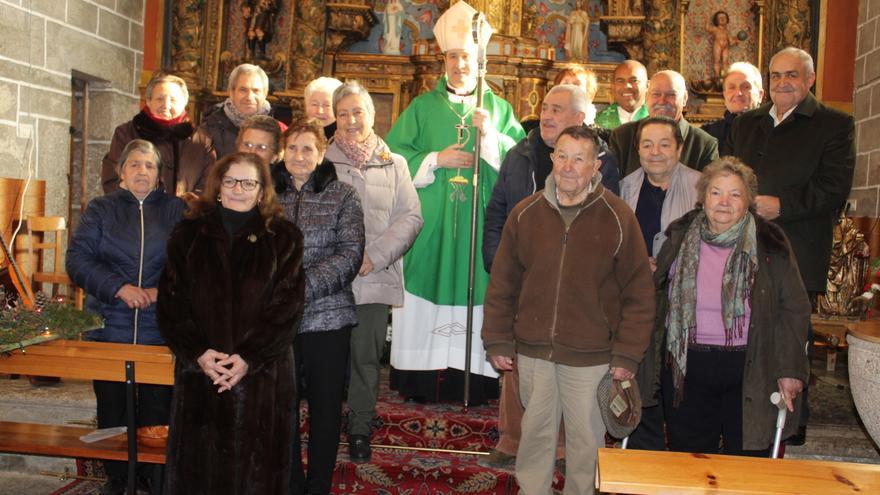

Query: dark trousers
left=93, top=380, right=172, bottom=482
left=661, top=348, right=769, bottom=457
left=347, top=304, right=389, bottom=437
left=390, top=368, right=499, bottom=405
left=626, top=405, right=665, bottom=450
left=291, top=327, right=352, bottom=495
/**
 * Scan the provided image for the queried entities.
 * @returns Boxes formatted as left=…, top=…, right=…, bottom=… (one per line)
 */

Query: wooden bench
left=0, top=339, right=174, bottom=386
left=0, top=421, right=165, bottom=464
left=0, top=340, right=174, bottom=492
left=596, top=448, right=880, bottom=494
left=811, top=316, right=853, bottom=372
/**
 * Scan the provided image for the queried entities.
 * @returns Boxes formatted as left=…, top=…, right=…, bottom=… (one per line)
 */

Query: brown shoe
left=477, top=449, right=516, bottom=470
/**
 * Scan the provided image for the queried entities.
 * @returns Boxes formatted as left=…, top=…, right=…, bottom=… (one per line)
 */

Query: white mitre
left=433, top=1, right=493, bottom=53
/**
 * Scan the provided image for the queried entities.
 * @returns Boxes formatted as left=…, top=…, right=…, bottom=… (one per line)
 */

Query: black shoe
left=348, top=434, right=372, bottom=463
left=101, top=476, right=127, bottom=495
left=787, top=425, right=807, bottom=446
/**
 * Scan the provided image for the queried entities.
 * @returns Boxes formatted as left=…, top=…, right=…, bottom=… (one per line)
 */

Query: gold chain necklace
left=442, top=94, right=476, bottom=146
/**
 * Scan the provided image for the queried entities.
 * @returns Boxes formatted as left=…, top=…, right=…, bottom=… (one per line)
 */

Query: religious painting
left=682, top=0, right=758, bottom=86
left=345, top=0, right=621, bottom=62
left=217, top=0, right=294, bottom=92
left=348, top=0, right=449, bottom=55
left=529, top=0, right=623, bottom=62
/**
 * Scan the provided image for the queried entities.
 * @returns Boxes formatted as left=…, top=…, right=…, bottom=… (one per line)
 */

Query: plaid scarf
left=222, top=97, right=271, bottom=127
left=666, top=210, right=757, bottom=405
left=334, top=130, right=378, bottom=170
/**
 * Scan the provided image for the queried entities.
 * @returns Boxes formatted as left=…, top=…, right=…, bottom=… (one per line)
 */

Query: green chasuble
left=595, top=103, right=649, bottom=130
left=385, top=77, right=525, bottom=307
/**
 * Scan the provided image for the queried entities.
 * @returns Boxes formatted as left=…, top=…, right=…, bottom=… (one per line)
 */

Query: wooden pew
left=0, top=421, right=165, bottom=463
left=0, top=340, right=174, bottom=493
left=0, top=339, right=173, bottom=385
left=596, top=448, right=880, bottom=494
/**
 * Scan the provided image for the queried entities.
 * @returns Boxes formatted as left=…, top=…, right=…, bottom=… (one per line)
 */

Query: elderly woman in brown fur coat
left=158, top=152, right=305, bottom=494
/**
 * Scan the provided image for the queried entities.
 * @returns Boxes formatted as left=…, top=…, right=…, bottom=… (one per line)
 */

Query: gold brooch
left=379, top=151, right=392, bottom=162
left=248, top=234, right=258, bottom=243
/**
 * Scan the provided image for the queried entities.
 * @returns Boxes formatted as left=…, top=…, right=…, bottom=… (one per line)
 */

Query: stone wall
left=853, top=0, right=880, bottom=217
left=0, top=0, right=145, bottom=219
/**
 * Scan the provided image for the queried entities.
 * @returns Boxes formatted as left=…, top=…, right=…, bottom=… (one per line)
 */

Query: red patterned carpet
left=51, top=372, right=568, bottom=494
left=334, top=375, right=501, bottom=452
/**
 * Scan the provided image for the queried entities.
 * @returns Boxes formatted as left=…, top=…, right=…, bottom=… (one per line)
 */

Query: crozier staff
left=384, top=1, right=525, bottom=405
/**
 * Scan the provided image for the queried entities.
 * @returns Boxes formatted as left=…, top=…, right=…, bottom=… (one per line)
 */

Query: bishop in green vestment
left=386, top=2, right=525, bottom=389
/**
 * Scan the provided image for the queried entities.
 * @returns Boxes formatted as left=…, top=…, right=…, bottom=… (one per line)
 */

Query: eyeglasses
left=241, top=142, right=271, bottom=152
left=221, top=177, right=261, bottom=191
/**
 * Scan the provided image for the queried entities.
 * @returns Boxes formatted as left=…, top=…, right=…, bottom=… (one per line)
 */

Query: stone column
left=851, top=0, right=880, bottom=217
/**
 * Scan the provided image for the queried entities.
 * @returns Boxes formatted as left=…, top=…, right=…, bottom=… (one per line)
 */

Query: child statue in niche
left=706, top=10, right=738, bottom=79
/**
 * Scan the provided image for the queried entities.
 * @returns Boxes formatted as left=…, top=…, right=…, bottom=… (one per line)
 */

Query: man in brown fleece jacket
left=482, top=126, right=655, bottom=495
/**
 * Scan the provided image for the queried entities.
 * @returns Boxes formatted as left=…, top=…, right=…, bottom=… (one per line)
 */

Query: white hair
left=651, top=70, right=687, bottom=97
left=332, top=81, right=375, bottom=119
left=227, top=64, right=269, bottom=94
left=305, top=77, right=343, bottom=101
left=547, top=84, right=588, bottom=115
left=726, top=62, right=763, bottom=89
left=770, top=47, right=815, bottom=75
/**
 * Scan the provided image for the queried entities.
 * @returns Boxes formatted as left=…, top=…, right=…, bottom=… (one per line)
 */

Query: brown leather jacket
left=101, top=110, right=215, bottom=195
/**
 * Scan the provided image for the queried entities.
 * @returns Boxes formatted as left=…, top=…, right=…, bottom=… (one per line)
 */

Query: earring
left=217, top=195, right=222, bottom=202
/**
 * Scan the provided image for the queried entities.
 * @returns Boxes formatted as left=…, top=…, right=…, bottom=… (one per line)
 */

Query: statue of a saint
left=382, top=0, right=405, bottom=55
left=706, top=11, right=737, bottom=79
left=564, top=0, right=590, bottom=61
left=243, top=0, right=278, bottom=61
left=818, top=211, right=871, bottom=318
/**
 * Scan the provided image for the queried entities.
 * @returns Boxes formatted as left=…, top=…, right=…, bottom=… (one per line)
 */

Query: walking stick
left=770, top=391, right=788, bottom=458
left=463, top=11, right=489, bottom=411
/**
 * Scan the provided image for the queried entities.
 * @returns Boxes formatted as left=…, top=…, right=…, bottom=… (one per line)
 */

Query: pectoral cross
left=455, top=118, right=471, bottom=146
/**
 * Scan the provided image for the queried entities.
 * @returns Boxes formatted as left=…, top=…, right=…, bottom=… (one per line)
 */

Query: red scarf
left=143, top=106, right=188, bottom=127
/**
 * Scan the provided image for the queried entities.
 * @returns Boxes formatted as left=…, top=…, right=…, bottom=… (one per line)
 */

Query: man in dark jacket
left=702, top=62, right=764, bottom=156
left=729, top=47, right=855, bottom=295
left=610, top=70, right=718, bottom=176
left=729, top=47, right=855, bottom=445
left=483, top=126, right=654, bottom=494
left=484, top=84, right=619, bottom=272
left=196, top=63, right=277, bottom=160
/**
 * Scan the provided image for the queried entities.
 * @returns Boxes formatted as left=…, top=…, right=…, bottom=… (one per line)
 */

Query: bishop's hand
left=437, top=143, right=473, bottom=169
left=472, top=108, right=493, bottom=136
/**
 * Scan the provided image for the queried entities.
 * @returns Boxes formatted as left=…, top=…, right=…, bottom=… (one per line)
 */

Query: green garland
left=0, top=298, right=103, bottom=353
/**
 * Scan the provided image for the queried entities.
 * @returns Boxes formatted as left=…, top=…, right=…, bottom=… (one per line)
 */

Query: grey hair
left=145, top=73, right=189, bottom=103
left=725, top=62, right=763, bottom=90
left=304, top=77, right=343, bottom=101
left=227, top=64, right=269, bottom=93
left=546, top=84, right=588, bottom=115
left=651, top=70, right=687, bottom=97
left=117, top=139, right=162, bottom=171
left=332, top=81, right=376, bottom=119
left=696, top=156, right=759, bottom=209
left=770, top=47, right=815, bottom=75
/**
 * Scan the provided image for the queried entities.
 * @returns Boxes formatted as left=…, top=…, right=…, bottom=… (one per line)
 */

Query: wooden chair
left=26, top=215, right=83, bottom=309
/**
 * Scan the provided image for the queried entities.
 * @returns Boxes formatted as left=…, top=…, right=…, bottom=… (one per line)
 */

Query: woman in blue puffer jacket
left=66, top=139, right=185, bottom=495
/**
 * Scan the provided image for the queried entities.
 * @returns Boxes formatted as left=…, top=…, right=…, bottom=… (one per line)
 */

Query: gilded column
left=642, top=0, right=677, bottom=73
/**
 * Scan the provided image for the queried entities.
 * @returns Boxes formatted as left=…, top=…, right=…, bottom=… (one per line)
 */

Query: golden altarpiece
left=165, top=0, right=814, bottom=134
